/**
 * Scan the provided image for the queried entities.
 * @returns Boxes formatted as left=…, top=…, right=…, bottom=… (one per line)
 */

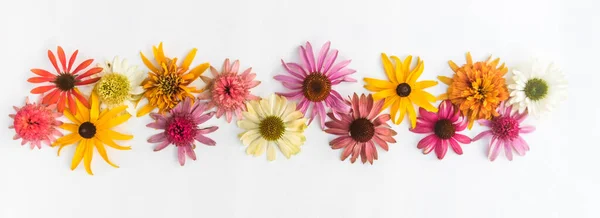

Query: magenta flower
left=9, top=97, right=63, bottom=149
left=147, top=98, right=218, bottom=166
left=410, top=100, right=470, bottom=160
left=325, top=93, right=397, bottom=164
left=199, top=59, right=261, bottom=123
left=472, top=102, right=535, bottom=161
left=275, top=41, right=356, bottom=129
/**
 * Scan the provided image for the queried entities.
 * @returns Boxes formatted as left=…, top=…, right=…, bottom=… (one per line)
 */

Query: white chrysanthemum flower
left=94, top=56, right=145, bottom=115
left=507, top=59, right=567, bottom=117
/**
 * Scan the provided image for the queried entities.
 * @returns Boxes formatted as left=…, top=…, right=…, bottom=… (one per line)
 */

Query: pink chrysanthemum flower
left=410, top=100, right=470, bottom=160
left=324, top=93, right=397, bottom=164
left=147, top=98, right=219, bottom=166
left=9, top=97, right=63, bottom=149
left=472, top=102, right=535, bottom=161
left=275, top=41, right=356, bottom=129
left=199, top=59, right=260, bottom=122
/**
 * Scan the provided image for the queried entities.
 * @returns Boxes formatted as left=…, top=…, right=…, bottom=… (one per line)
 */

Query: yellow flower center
left=157, top=73, right=182, bottom=96
left=259, top=116, right=285, bottom=141
left=96, top=73, right=131, bottom=105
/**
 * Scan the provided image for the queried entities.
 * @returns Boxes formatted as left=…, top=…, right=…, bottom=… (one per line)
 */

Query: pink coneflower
left=9, top=97, right=63, bottom=149
left=275, top=41, right=356, bottom=129
left=410, top=100, right=470, bottom=160
left=324, top=93, right=396, bottom=164
left=147, top=98, right=218, bottom=166
left=472, top=102, right=535, bottom=161
left=199, top=59, right=260, bottom=123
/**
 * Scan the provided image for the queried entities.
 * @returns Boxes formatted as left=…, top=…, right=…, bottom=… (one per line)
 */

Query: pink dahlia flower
left=147, top=98, right=218, bottom=166
left=472, top=102, right=535, bottom=161
left=275, top=41, right=356, bottom=129
left=325, top=93, right=396, bottom=164
left=410, top=100, right=470, bottom=160
left=9, top=97, right=63, bottom=149
left=199, top=59, right=260, bottom=122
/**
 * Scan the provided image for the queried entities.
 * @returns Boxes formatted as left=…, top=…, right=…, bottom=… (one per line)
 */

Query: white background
left=0, top=0, right=597, bottom=217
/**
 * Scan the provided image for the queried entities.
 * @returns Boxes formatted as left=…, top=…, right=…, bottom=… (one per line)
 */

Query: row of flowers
left=9, top=42, right=567, bottom=175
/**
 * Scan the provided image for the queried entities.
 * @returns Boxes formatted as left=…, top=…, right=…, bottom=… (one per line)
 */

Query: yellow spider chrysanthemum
left=137, top=42, right=210, bottom=117
left=52, top=92, right=132, bottom=175
left=364, top=53, right=438, bottom=128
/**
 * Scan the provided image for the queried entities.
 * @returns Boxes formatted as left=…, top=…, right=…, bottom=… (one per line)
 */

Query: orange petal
left=47, top=49, right=61, bottom=74
left=57, top=46, right=67, bottom=72
left=31, top=85, right=56, bottom=94
left=27, top=77, right=55, bottom=83
left=72, top=59, right=93, bottom=75
left=67, top=50, right=79, bottom=72
left=31, top=69, right=55, bottom=78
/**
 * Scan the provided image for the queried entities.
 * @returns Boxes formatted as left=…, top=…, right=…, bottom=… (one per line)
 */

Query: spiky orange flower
left=438, top=52, right=509, bottom=129
left=137, top=43, right=210, bottom=117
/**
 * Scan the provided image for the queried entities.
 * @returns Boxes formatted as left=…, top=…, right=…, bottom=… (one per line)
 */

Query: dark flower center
left=396, top=83, right=411, bottom=97
left=524, top=78, right=548, bottom=101
left=54, top=73, right=76, bottom=91
left=491, top=117, right=519, bottom=140
left=349, top=118, right=375, bottom=142
left=157, top=74, right=182, bottom=96
left=166, top=116, right=196, bottom=146
left=78, top=122, right=97, bottom=139
left=259, top=116, right=285, bottom=141
left=302, top=73, right=331, bottom=102
left=434, top=119, right=455, bottom=139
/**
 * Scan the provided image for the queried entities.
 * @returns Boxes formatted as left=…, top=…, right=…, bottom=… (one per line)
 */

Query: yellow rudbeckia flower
left=364, top=53, right=438, bottom=127
left=52, top=92, right=132, bottom=175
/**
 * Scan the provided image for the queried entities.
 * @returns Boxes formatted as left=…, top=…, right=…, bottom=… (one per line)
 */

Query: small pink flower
left=325, top=93, right=396, bottom=164
left=198, top=59, right=260, bottom=123
left=410, top=100, right=471, bottom=160
left=147, top=98, right=218, bottom=166
left=275, top=41, right=356, bottom=129
left=9, top=97, right=63, bottom=149
left=472, top=102, right=535, bottom=161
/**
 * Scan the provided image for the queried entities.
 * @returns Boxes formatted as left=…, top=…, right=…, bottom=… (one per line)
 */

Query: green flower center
left=524, top=78, right=548, bottom=101
left=157, top=74, right=182, bottom=96
left=95, top=73, right=131, bottom=105
left=259, top=116, right=285, bottom=141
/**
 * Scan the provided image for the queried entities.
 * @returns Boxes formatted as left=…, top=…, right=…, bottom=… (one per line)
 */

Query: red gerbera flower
left=28, top=46, right=102, bottom=115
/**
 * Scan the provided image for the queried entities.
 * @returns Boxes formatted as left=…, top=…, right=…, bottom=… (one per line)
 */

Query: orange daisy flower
left=137, top=43, right=210, bottom=117
left=438, top=52, right=509, bottom=129
left=28, top=46, right=102, bottom=115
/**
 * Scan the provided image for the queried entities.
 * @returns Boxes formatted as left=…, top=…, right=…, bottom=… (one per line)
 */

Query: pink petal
left=372, top=114, right=390, bottom=126
left=154, top=141, right=171, bottom=151
left=452, top=134, right=471, bottom=144
left=375, top=127, right=396, bottom=136
left=328, top=69, right=356, bottom=81
left=341, top=141, right=356, bottom=161
left=276, top=91, right=303, bottom=99
left=351, top=93, right=360, bottom=119
left=185, top=145, right=197, bottom=161
left=372, top=135, right=389, bottom=151
left=417, top=134, right=438, bottom=149
left=365, top=141, right=375, bottom=164
left=472, top=130, right=492, bottom=142
left=327, top=59, right=351, bottom=76
left=519, top=125, right=535, bottom=134
left=367, top=98, right=384, bottom=120
left=409, top=123, right=433, bottom=134
left=300, top=43, right=315, bottom=72
left=282, top=82, right=302, bottom=89
left=316, top=101, right=326, bottom=129
left=281, top=60, right=305, bottom=79
left=449, top=138, right=463, bottom=155
left=350, top=142, right=362, bottom=163
left=274, top=75, right=302, bottom=84
left=504, top=142, right=513, bottom=161
left=322, top=50, right=338, bottom=73
left=478, top=119, right=493, bottom=127
left=516, top=136, right=530, bottom=151
left=439, top=100, right=451, bottom=119
left=449, top=110, right=460, bottom=123
left=330, top=136, right=353, bottom=149
left=194, top=112, right=214, bottom=124
left=488, top=137, right=502, bottom=161
left=510, top=138, right=526, bottom=156
left=376, top=134, right=396, bottom=143
left=197, top=126, right=218, bottom=134
left=419, top=107, right=438, bottom=122
left=324, top=128, right=348, bottom=136
left=435, top=139, right=448, bottom=160
left=195, top=134, right=216, bottom=146
left=225, top=111, right=233, bottom=123
left=297, top=98, right=310, bottom=114
left=287, top=62, right=308, bottom=77
left=514, top=110, right=528, bottom=123
left=231, top=60, right=240, bottom=73
left=358, top=94, right=368, bottom=117
left=317, top=41, right=330, bottom=72
left=148, top=133, right=167, bottom=143
left=455, top=118, right=468, bottom=131
left=178, top=146, right=186, bottom=166
left=325, top=120, right=349, bottom=131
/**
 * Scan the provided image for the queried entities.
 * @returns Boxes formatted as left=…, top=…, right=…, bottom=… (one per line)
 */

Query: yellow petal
left=406, top=99, right=417, bottom=128
left=409, top=92, right=438, bottom=112
left=372, top=89, right=397, bottom=100
left=381, top=95, right=397, bottom=112
left=96, top=133, right=131, bottom=150
left=415, top=80, right=438, bottom=90
left=153, top=43, right=166, bottom=65
left=54, top=132, right=81, bottom=148
left=363, top=78, right=396, bottom=89
left=437, top=93, right=449, bottom=100
left=391, top=56, right=405, bottom=83
left=402, top=55, right=413, bottom=79
left=75, top=98, right=89, bottom=122
left=96, top=105, right=127, bottom=127
left=100, top=113, right=131, bottom=129
left=184, top=63, right=210, bottom=85
left=380, top=53, right=397, bottom=83
left=93, top=139, right=119, bottom=168
left=70, top=140, right=86, bottom=170
left=83, top=139, right=94, bottom=175
left=466, top=52, right=473, bottom=65
left=437, top=76, right=453, bottom=85
left=407, top=59, right=424, bottom=84
left=448, top=61, right=459, bottom=72
left=64, top=110, right=81, bottom=124
left=181, top=48, right=197, bottom=70
left=90, top=92, right=99, bottom=122
left=397, top=98, right=407, bottom=125
left=99, top=129, right=133, bottom=141
left=266, top=144, right=276, bottom=161
left=390, top=97, right=401, bottom=124
left=140, top=52, right=159, bottom=73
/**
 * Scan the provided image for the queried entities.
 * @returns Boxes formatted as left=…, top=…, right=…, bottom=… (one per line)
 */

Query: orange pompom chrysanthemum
left=437, top=52, right=509, bottom=129
left=137, top=43, right=210, bottom=117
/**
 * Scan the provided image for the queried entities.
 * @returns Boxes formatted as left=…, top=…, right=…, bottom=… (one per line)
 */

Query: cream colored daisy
left=94, top=56, right=145, bottom=115
left=507, top=59, right=567, bottom=117
left=237, top=94, right=307, bottom=161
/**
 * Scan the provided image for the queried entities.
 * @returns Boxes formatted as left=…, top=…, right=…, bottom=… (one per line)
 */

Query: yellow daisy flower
left=52, top=92, right=132, bottom=175
left=137, top=42, right=210, bottom=117
left=364, top=53, right=438, bottom=128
